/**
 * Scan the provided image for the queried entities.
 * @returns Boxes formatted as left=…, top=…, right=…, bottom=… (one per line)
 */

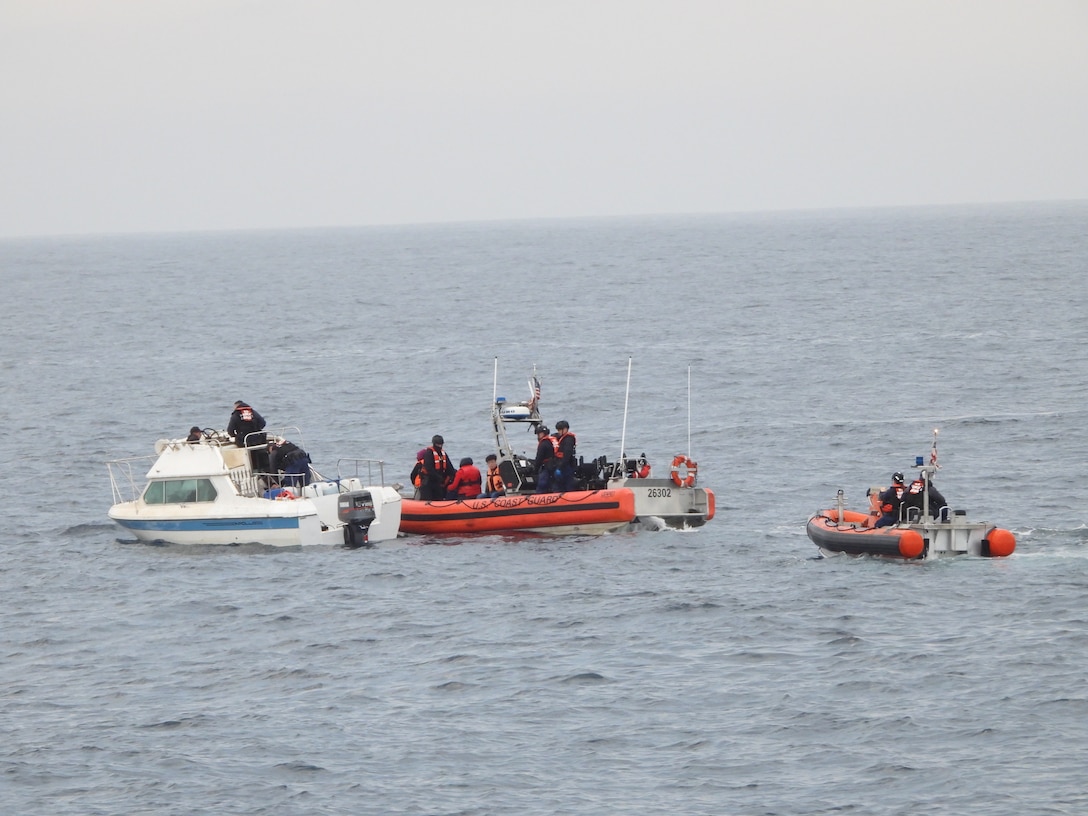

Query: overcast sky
left=2, top=0, right=1086, bottom=238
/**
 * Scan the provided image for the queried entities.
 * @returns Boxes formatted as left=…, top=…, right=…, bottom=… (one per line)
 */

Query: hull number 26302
left=647, top=488, right=673, bottom=498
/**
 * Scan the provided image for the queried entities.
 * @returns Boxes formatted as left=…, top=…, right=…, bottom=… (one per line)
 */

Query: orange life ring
left=669, top=455, right=697, bottom=488
left=277, top=488, right=296, bottom=500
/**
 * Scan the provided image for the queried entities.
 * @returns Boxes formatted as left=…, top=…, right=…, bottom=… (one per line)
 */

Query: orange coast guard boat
left=806, top=437, right=1015, bottom=560
left=807, top=502, right=1016, bottom=560
left=399, top=363, right=713, bottom=538
left=489, top=363, right=714, bottom=531
left=399, top=488, right=636, bottom=535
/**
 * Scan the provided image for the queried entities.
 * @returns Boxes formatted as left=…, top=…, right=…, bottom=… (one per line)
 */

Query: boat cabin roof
left=146, top=440, right=241, bottom=480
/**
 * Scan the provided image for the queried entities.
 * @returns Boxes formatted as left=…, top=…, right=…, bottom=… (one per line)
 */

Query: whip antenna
left=687, top=365, right=692, bottom=460
left=619, top=356, right=632, bottom=463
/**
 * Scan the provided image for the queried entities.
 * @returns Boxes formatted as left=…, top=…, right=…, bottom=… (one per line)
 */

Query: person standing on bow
left=552, top=419, right=577, bottom=492
left=228, top=400, right=269, bottom=473
left=874, top=472, right=907, bottom=528
left=418, top=435, right=455, bottom=501
left=533, top=426, right=556, bottom=493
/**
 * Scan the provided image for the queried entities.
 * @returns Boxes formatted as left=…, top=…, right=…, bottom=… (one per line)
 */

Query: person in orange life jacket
left=480, top=453, right=505, bottom=498
left=552, top=419, right=577, bottom=492
left=418, top=435, right=456, bottom=501
left=874, top=472, right=907, bottom=528
left=186, top=426, right=203, bottom=443
left=899, top=475, right=949, bottom=521
left=447, top=457, right=482, bottom=499
left=228, top=400, right=269, bottom=473
left=533, top=426, right=556, bottom=493
left=270, top=439, right=312, bottom=488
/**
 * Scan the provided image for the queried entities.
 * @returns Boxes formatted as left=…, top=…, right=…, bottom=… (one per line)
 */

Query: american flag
left=528, top=375, right=541, bottom=409
left=930, top=429, right=940, bottom=467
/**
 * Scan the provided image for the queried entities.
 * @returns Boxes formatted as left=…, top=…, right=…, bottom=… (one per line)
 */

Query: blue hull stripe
left=117, top=517, right=301, bottom=532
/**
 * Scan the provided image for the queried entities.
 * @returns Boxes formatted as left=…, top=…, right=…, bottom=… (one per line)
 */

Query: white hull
left=609, top=477, right=715, bottom=529
left=107, top=432, right=401, bottom=547
left=109, top=485, right=402, bottom=547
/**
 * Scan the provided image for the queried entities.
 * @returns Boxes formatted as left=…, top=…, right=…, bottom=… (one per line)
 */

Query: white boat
left=488, top=364, right=715, bottom=530
left=107, top=428, right=401, bottom=547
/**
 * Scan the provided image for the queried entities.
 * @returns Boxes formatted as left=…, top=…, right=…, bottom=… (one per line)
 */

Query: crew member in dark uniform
left=900, top=475, right=948, bottom=521
left=186, top=426, right=203, bottom=443
left=552, top=419, right=577, bottom=492
left=874, top=472, right=907, bottom=528
left=228, top=400, right=269, bottom=474
left=418, top=435, right=455, bottom=501
left=533, top=426, right=555, bottom=493
left=270, top=439, right=312, bottom=488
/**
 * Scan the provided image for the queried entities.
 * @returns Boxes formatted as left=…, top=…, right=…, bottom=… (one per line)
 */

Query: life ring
left=669, top=455, right=697, bottom=488
left=277, top=488, right=296, bottom=500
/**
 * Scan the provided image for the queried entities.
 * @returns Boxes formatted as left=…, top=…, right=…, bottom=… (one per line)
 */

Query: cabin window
left=143, top=478, right=218, bottom=504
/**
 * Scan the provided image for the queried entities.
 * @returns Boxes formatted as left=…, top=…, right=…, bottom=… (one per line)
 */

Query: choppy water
left=3, top=202, right=1087, bottom=814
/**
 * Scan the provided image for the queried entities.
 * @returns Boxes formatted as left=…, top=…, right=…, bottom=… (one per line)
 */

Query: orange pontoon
left=400, top=488, right=636, bottom=536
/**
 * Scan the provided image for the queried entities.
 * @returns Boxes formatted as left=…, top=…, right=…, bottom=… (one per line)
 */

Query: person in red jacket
left=447, top=457, right=482, bottom=499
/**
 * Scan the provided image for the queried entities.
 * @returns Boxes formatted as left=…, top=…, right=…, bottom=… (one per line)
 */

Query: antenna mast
left=619, top=356, right=632, bottom=462
left=687, top=365, right=692, bottom=460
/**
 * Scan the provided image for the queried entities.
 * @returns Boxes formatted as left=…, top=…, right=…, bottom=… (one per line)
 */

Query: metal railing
left=331, top=458, right=387, bottom=487
left=106, top=455, right=156, bottom=504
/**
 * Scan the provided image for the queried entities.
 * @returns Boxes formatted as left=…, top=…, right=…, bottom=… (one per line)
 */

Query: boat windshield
left=143, top=478, right=218, bottom=504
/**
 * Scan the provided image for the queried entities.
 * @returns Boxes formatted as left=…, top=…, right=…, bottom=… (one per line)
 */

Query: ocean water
left=2, top=201, right=1087, bottom=815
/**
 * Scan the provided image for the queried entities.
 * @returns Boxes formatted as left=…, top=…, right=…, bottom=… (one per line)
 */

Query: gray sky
left=2, top=0, right=1086, bottom=238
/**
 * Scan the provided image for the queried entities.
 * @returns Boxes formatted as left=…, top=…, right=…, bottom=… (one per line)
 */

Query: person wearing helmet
left=417, top=434, right=455, bottom=501
left=874, top=472, right=908, bottom=528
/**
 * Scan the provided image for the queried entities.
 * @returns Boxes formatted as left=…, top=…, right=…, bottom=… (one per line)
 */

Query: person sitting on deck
left=900, top=475, right=949, bottom=521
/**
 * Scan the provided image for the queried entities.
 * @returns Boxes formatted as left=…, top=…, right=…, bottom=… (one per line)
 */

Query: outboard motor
left=338, top=490, right=376, bottom=549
